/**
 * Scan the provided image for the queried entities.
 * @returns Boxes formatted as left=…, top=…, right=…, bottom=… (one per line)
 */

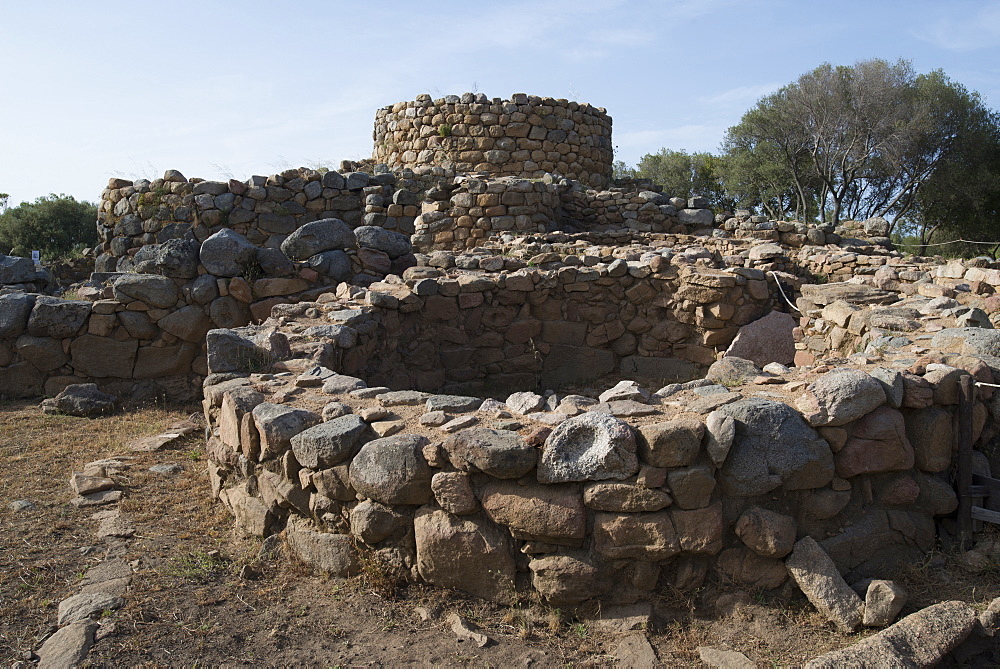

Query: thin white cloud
left=701, top=83, right=781, bottom=107
left=913, top=1, right=1000, bottom=50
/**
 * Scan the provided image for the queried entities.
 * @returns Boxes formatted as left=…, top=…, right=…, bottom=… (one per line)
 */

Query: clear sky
left=2, top=0, right=998, bottom=207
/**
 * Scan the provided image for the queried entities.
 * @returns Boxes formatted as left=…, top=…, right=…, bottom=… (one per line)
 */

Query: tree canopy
left=0, top=194, right=98, bottom=260
left=617, top=58, right=1000, bottom=254
left=631, top=149, right=730, bottom=208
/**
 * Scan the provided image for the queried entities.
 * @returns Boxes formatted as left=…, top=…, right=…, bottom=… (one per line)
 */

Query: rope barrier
left=768, top=271, right=801, bottom=313
left=892, top=238, right=1000, bottom=248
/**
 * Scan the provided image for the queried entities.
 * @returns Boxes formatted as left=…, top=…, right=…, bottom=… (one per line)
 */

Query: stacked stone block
left=373, top=93, right=613, bottom=189
left=96, top=168, right=406, bottom=273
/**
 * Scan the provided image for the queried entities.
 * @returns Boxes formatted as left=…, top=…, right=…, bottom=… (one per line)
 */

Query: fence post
left=957, top=374, right=975, bottom=546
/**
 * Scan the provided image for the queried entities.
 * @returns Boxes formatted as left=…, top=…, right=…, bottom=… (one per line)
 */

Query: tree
left=904, top=93, right=1000, bottom=255
left=721, top=59, right=997, bottom=229
left=0, top=194, right=98, bottom=259
left=611, top=160, right=636, bottom=180
left=633, top=149, right=730, bottom=208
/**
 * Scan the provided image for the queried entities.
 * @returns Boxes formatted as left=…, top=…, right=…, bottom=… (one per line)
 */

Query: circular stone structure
left=372, top=92, right=613, bottom=188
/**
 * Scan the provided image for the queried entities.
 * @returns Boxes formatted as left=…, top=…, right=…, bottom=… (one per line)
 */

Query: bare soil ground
left=2, top=399, right=998, bottom=667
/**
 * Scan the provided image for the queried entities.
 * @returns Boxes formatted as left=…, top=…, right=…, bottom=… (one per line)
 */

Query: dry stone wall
left=257, top=259, right=775, bottom=396
left=373, top=93, right=614, bottom=189
left=95, top=168, right=421, bottom=273
left=0, top=216, right=419, bottom=402
left=412, top=178, right=719, bottom=252
left=201, top=326, right=990, bottom=607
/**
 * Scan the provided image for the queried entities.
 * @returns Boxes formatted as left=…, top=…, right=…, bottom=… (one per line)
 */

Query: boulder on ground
left=706, top=357, right=762, bottom=387
left=786, top=536, right=863, bottom=633
left=805, top=601, right=977, bottom=668
left=863, top=580, right=908, bottom=627
left=48, top=384, right=117, bottom=417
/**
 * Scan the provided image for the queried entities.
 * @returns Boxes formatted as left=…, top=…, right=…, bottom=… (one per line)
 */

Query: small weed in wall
left=438, top=124, right=452, bottom=138
left=240, top=257, right=265, bottom=283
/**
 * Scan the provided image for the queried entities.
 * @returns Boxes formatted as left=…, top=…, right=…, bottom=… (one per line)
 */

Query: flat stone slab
left=71, top=489, right=122, bottom=507
left=377, top=390, right=430, bottom=406
left=786, top=537, right=863, bottom=632
left=36, top=620, right=96, bottom=669
left=96, top=515, right=135, bottom=540
left=70, top=473, right=115, bottom=496
left=128, top=432, right=187, bottom=452
left=698, top=646, right=755, bottom=668
left=611, top=634, right=658, bottom=666
left=426, top=395, right=482, bottom=413
left=57, top=591, right=124, bottom=625
left=591, top=602, right=652, bottom=633
left=588, top=400, right=660, bottom=417
left=80, top=558, right=131, bottom=587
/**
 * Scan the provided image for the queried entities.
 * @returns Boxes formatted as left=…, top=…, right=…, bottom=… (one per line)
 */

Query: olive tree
left=722, top=59, right=998, bottom=230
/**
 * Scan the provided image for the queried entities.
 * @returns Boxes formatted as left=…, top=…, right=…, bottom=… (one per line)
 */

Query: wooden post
left=957, top=374, right=975, bottom=546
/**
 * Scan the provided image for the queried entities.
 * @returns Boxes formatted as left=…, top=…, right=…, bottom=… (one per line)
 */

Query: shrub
left=0, top=194, right=98, bottom=260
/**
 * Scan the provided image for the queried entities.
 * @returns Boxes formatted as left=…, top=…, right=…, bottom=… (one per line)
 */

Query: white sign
left=31, top=250, right=40, bottom=264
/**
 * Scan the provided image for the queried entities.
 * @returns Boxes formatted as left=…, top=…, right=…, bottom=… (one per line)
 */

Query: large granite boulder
left=199, top=229, right=257, bottom=277
left=69, top=336, right=138, bottom=377
left=442, top=428, right=537, bottom=478
left=724, top=311, right=796, bottom=367
left=354, top=225, right=412, bottom=259
left=48, top=383, right=117, bottom=417
left=0, top=255, right=38, bottom=284
left=0, top=293, right=35, bottom=338
left=17, top=336, right=68, bottom=373
left=27, top=296, right=91, bottom=337
left=133, top=239, right=200, bottom=279
left=280, top=218, right=356, bottom=260
left=786, top=536, right=863, bottom=633
left=350, top=434, right=432, bottom=505
left=306, top=250, right=352, bottom=281
left=290, top=415, right=371, bottom=469
left=805, top=601, right=977, bottom=667
left=931, top=328, right=1000, bottom=357
left=112, top=274, right=178, bottom=309
left=717, top=397, right=834, bottom=496
left=414, top=508, right=516, bottom=602
left=796, top=368, right=887, bottom=427
left=479, top=479, right=585, bottom=545
left=251, top=403, right=322, bottom=461
left=538, top=412, right=638, bottom=483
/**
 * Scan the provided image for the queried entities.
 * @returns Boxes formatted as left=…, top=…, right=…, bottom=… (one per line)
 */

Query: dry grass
left=0, top=399, right=199, bottom=662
